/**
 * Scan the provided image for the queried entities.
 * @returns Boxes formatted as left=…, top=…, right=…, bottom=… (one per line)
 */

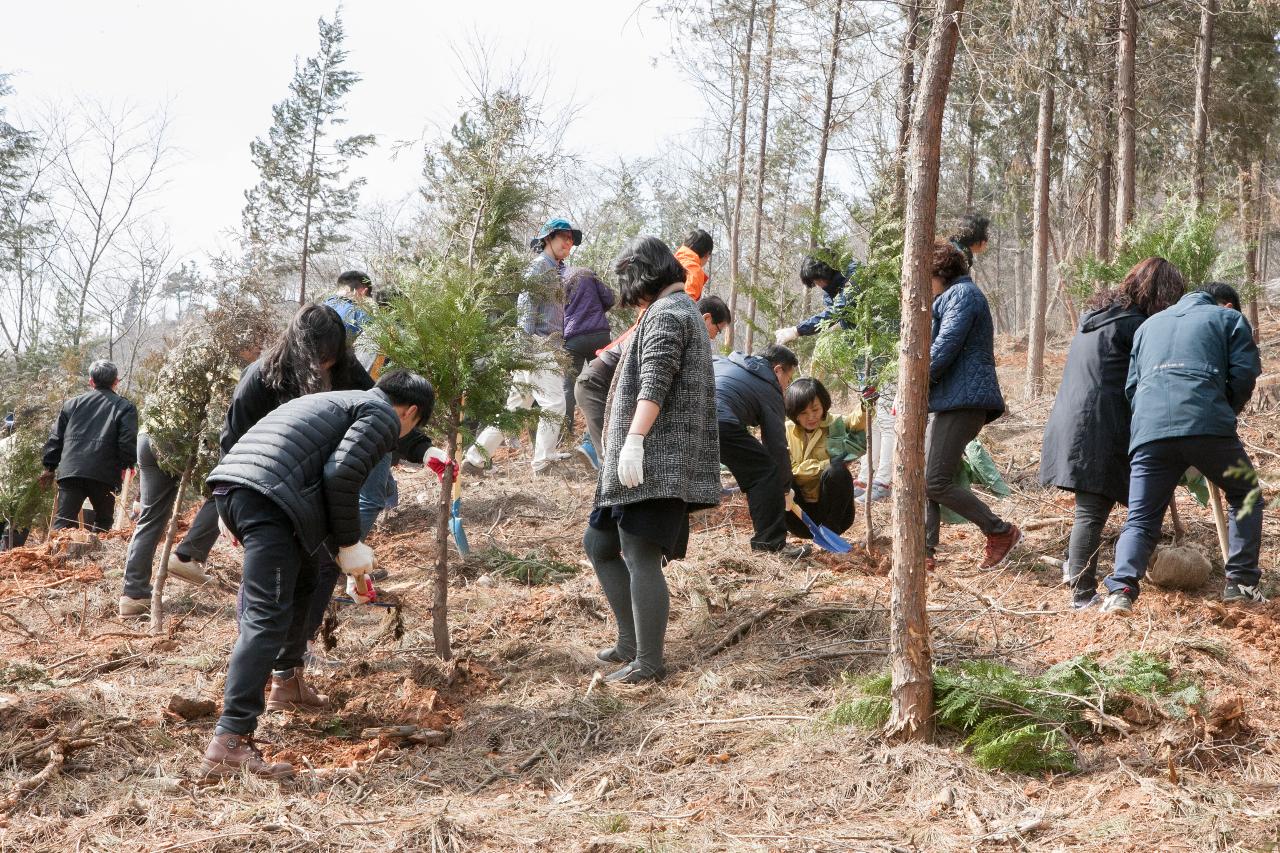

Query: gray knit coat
left=595, top=291, right=721, bottom=510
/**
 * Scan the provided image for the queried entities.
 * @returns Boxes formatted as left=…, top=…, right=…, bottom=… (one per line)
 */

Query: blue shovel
left=791, top=505, right=852, bottom=553
left=449, top=464, right=470, bottom=556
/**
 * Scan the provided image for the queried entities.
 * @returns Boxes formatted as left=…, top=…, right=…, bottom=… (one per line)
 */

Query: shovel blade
left=799, top=508, right=852, bottom=553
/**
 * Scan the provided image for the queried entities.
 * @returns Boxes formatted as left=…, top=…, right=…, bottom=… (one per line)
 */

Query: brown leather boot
left=198, top=732, right=293, bottom=780
left=265, top=668, right=329, bottom=713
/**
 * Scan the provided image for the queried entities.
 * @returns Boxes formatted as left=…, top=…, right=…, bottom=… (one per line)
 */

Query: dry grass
left=3, top=330, right=1280, bottom=851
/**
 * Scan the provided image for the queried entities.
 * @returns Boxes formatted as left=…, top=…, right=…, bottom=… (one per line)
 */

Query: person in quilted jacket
left=199, top=369, right=434, bottom=780
left=925, top=240, right=1020, bottom=570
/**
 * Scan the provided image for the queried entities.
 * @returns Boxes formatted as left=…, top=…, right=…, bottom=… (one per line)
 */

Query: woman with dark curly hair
left=948, top=212, right=991, bottom=268
left=925, top=240, right=1018, bottom=571
left=584, top=236, right=721, bottom=684
left=1040, top=257, right=1186, bottom=609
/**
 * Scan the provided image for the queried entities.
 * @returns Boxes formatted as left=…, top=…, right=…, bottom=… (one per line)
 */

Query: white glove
left=337, top=542, right=376, bottom=577
left=775, top=327, right=799, bottom=345
left=617, top=434, right=645, bottom=488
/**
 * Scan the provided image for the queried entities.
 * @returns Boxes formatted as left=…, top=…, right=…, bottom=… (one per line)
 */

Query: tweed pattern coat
left=596, top=291, right=721, bottom=510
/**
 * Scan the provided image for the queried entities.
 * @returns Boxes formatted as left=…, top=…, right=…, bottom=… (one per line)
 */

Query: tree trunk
left=1114, top=0, right=1137, bottom=246
left=1094, top=7, right=1117, bottom=261
left=298, top=67, right=328, bottom=305
left=1191, top=0, right=1217, bottom=210
left=1026, top=83, right=1055, bottom=399
left=433, top=411, right=460, bottom=660
left=864, top=358, right=874, bottom=554
left=893, top=0, right=921, bottom=213
left=888, top=0, right=965, bottom=744
left=745, top=0, right=778, bottom=354
left=1243, top=162, right=1263, bottom=337
left=150, top=459, right=194, bottom=635
left=726, top=0, right=759, bottom=351
left=810, top=0, right=844, bottom=251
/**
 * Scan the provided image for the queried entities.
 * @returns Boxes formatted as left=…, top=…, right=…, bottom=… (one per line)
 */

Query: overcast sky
left=3, top=1, right=704, bottom=262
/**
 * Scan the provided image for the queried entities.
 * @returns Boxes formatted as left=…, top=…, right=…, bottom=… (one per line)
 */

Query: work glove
left=775, top=326, right=799, bottom=346
left=618, top=434, right=645, bottom=488
left=337, top=542, right=377, bottom=577
left=346, top=574, right=377, bottom=605
left=424, top=446, right=458, bottom=483
left=859, top=385, right=880, bottom=405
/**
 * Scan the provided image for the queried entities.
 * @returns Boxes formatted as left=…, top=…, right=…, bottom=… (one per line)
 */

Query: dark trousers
left=924, top=409, right=1008, bottom=555
left=122, top=435, right=182, bottom=599
left=172, top=500, right=223, bottom=564
left=214, top=488, right=318, bottom=736
left=786, top=463, right=855, bottom=539
left=718, top=420, right=789, bottom=551
left=1066, top=490, right=1116, bottom=595
left=584, top=522, right=669, bottom=673
left=576, top=358, right=614, bottom=456
left=1107, top=435, right=1261, bottom=599
left=53, top=476, right=115, bottom=532
left=564, top=331, right=611, bottom=438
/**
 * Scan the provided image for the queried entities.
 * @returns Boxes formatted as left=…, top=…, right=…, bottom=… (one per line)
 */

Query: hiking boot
left=1071, top=589, right=1103, bottom=611
left=925, top=556, right=937, bottom=573
left=1223, top=582, right=1269, bottom=604
left=868, top=482, right=892, bottom=502
left=265, top=668, right=329, bottom=713
left=118, top=595, right=149, bottom=618
left=980, top=524, right=1022, bottom=569
left=167, top=553, right=211, bottom=586
left=1100, top=591, right=1134, bottom=616
left=777, top=542, right=813, bottom=559
left=577, top=438, right=600, bottom=471
left=198, top=732, right=293, bottom=780
left=596, top=646, right=633, bottom=665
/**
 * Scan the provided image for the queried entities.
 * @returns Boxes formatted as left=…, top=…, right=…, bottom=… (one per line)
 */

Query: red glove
left=425, top=447, right=458, bottom=482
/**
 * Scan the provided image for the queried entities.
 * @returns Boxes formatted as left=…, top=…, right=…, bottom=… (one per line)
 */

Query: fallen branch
left=702, top=575, right=819, bottom=659
left=2, top=745, right=65, bottom=811
left=468, top=746, right=547, bottom=795
left=692, top=715, right=815, bottom=725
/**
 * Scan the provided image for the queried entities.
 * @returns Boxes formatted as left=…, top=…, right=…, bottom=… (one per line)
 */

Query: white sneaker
left=166, top=554, right=211, bottom=586
left=118, top=595, right=149, bottom=618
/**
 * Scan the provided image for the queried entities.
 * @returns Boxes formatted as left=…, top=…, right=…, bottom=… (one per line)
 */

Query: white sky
left=2, top=0, right=704, bottom=262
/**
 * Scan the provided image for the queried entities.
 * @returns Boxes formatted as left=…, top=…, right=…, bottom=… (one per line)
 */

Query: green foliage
left=1070, top=201, right=1240, bottom=304
left=479, top=546, right=579, bottom=586
left=242, top=10, right=375, bottom=288
left=829, top=653, right=1202, bottom=774
left=0, top=416, right=54, bottom=536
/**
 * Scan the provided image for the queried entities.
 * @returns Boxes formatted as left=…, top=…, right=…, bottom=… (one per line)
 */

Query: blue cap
left=537, top=218, right=583, bottom=245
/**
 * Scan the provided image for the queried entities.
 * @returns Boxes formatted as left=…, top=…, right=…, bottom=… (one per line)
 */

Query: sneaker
left=265, top=668, right=329, bottom=713
left=596, top=646, right=633, bottom=665
left=166, top=553, right=211, bottom=586
left=868, top=482, right=891, bottom=502
left=369, top=567, right=389, bottom=583
left=198, top=732, right=293, bottom=780
left=853, top=485, right=866, bottom=500
left=980, top=524, right=1022, bottom=569
left=577, top=438, right=600, bottom=471
left=604, top=661, right=666, bottom=684
left=1100, top=591, right=1134, bottom=615
left=118, top=595, right=149, bottom=618
left=777, top=542, right=813, bottom=559
left=1071, top=589, right=1103, bottom=610
left=1223, top=583, right=1269, bottom=604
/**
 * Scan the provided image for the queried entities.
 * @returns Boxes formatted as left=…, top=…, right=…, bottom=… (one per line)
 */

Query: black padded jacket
left=42, top=388, right=139, bottom=488
left=207, top=389, right=401, bottom=556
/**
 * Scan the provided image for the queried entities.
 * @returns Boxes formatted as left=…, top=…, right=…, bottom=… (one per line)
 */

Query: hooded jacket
left=713, top=352, right=791, bottom=489
left=562, top=267, right=616, bottom=340
left=42, top=388, right=138, bottom=488
left=796, top=261, right=860, bottom=336
left=207, top=388, right=401, bottom=556
left=1126, top=290, right=1261, bottom=452
left=1039, top=304, right=1146, bottom=504
left=674, top=246, right=709, bottom=301
left=929, top=275, right=1005, bottom=419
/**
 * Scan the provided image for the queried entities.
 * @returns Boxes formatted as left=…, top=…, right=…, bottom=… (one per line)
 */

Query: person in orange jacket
left=674, top=229, right=713, bottom=300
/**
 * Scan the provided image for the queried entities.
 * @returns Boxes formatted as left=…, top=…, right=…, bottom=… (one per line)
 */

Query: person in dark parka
left=925, top=241, right=1019, bottom=570
left=1040, top=258, right=1186, bottom=609
left=198, top=369, right=433, bottom=780
left=1101, top=287, right=1263, bottom=614
left=41, top=360, right=138, bottom=531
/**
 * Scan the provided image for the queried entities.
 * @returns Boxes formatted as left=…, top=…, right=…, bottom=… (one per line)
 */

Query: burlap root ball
left=1146, top=546, right=1213, bottom=591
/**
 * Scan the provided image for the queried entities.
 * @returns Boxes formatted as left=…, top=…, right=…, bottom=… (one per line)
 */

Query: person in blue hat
left=466, top=218, right=582, bottom=474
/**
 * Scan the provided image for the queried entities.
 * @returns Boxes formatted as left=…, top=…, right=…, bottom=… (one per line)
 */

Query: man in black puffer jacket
left=41, top=360, right=138, bottom=531
left=198, top=369, right=434, bottom=780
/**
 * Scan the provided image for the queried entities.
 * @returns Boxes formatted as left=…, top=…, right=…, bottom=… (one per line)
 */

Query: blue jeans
left=1106, top=435, right=1261, bottom=599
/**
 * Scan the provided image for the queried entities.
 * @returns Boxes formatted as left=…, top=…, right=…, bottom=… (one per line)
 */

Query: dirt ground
left=4, top=322, right=1280, bottom=852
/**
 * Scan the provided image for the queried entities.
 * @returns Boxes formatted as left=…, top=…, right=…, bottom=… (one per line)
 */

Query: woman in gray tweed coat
left=585, top=236, right=721, bottom=684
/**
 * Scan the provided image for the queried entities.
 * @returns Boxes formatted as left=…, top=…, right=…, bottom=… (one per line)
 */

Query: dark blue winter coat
left=562, top=267, right=616, bottom=340
left=928, top=275, right=1005, bottom=420
left=713, top=352, right=791, bottom=489
left=796, top=261, right=860, bottom=336
left=1126, top=290, right=1261, bottom=452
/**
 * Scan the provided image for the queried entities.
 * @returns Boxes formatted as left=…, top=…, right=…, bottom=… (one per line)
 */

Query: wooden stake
left=1208, top=482, right=1230, bottom=563
left=151, top=459, right=194, bottom=635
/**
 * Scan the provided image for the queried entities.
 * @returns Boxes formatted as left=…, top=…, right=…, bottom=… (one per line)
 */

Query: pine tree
left=242, top=11, right=374, bottom=304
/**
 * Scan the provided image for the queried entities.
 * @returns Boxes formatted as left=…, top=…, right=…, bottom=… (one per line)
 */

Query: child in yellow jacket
left=784, top=378, right=866, bottom=538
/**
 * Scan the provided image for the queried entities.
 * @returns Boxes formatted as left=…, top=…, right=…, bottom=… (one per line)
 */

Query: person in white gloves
left=199, top=369, right=433, bottom=780
left=584, top=236, right=721, bottom=685
left=774, top=252, right=860, bottom=345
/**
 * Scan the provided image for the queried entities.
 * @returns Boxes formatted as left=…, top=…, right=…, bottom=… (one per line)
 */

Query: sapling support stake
left=151, top=451, right=196, bottom=635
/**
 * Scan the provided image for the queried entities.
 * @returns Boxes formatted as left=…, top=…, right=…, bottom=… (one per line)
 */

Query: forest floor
left=5, top=324, right=1280, bottom=852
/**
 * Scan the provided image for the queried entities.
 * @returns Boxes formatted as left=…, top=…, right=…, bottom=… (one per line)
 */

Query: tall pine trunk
left=726, top=0, right=759, bottom=351
left=746, top=0, right=777, bottom=353
left=810, top=0, right=844, bottom=253
left=1114, top=0, right=1137, bottom=246
left=888, top=0, right=965, bottom=744
left=1026, top=83, right=1055, bottom=398
left=893, top=0, right=921, bottom=213
left=1191, top=0, right=1217, bottom=210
